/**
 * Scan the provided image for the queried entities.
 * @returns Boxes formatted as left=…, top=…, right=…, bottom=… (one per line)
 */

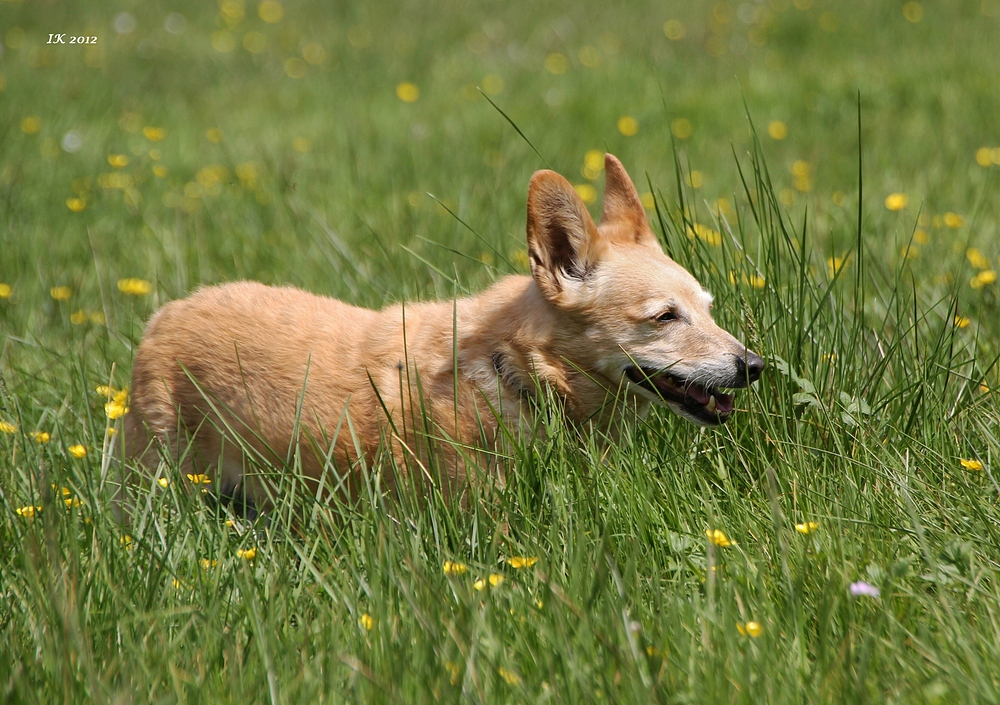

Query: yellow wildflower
left=706, top=529, right=732, bottom=547
left=955, top=315, right=970, bottom=328
left=902, top=1, right=923, bottom=22
left=960, top=458, right=983, bottom=471
left=237, top=547, right=257, bottom=560
left=663, top=19, right=686, bottom=40
left=303, top=42, right=326, bottom=65
left=737, top=621, right=763, bottom=637
left=582, top=149, right=604, bottom=180
left=68, top=444, right=87, bottom=458
left=117, top=278, right=152, bottom=295
left=359, top=613, right=374, bottom=630
left=70, top=310, right=88, bottom=324
left=30, top=431, right=50, bottom=443
left=105, top=399, right=129, bottom=419
left=795, top=521, right=819, bottom=534
left=544, top=53, right=568, bottom=74
left=687, top=223, right=721, bottom=246
left=474, top=574, right=505, bottom=591
left=142, top=126, right=167, bottom=142
left=971, top=270, right=997, bottom=289
left=442, top=560, right=467, bottom=576
left=967, top=248, right=990, bottom=269
left=120, top=535, right=133, bottom=548
left=50, top=286, right=72, bottom=301
left=66, top=198, right=87, bottom=212
left=884, top=193, right=908, bottom=211
left=578, top=45, right=600, bottom=67
left=617, top=115, right=639, bottom=137
left=258, top=0, right=283, bottom=23
left=158, top=477, right=170, bottom=488
left=235, top=162, right=258, bottom=187
left=21, top=116, right=41, bottom=134
left=498, top=667, right=521, bottom=686
left=1, top=420, right=18, bottom=433
left=186, top=473, right=212, bottom=485
left=574, top=184, right=597, bottom=204
left=671, top=118, right=692, bottom=139
left=196, top=165, right=229, bottom=187
left=944, top=212, right=964, bottom=228
left=395, top=82, right=419, bottom=103
left=768, top=120, right=788, bottom=140
left=507, top=556, right=538, bottom=569
left=107, top=154, right=129, bottom=168
left=200, top=559, right=218, bottom=569
left=16, top=505, right=43, bottom=518
left=827, top=256, right=847, bottom=278
left=64, top=497, right=83, bottom=508
left=284, top=57, right=307, bottom=78
left=0, top=283, right=11, bottom=298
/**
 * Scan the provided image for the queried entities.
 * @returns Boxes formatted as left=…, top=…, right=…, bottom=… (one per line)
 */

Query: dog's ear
left=526, top=170, right=601, bottom=304
left=600, top=154, right=652, bottom=242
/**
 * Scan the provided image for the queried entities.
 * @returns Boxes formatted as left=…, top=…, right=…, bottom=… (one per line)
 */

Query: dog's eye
left=655, top=310, right=677, bottom=323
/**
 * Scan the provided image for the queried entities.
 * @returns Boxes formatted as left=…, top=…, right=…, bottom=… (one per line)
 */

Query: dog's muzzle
left=624, top=353, right=763, bottom=425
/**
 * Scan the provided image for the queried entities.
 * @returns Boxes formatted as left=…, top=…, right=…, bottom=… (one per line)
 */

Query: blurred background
left=1, top=0, right=998, bottom=316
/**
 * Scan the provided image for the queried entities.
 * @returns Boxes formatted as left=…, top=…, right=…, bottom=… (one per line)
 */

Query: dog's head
left=525, top=154, right=763, bottom=425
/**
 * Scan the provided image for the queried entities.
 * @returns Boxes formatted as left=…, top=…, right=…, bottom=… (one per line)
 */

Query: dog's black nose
left=736, top=351, right=765, bottom=383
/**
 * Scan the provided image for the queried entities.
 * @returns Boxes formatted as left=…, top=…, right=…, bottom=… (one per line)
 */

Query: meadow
left=3, top=0, right=1000, bottom=702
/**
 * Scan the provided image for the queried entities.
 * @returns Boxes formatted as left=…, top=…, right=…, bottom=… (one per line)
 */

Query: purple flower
left=849, top=581, right=881, bottom=598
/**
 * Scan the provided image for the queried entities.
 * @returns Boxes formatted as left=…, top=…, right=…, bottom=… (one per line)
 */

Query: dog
left=119, top=154, right=762, bottom=513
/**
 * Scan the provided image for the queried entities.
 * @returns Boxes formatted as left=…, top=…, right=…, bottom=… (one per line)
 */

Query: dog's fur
left=121, top=155, right=762, bottom=510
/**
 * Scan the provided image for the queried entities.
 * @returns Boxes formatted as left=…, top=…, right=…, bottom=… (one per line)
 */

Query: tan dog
left=120, top=155, right=762, bottom=512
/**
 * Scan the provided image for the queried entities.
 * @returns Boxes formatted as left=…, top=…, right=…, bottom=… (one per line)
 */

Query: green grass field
left=3, top=0, right=1000, bottom=701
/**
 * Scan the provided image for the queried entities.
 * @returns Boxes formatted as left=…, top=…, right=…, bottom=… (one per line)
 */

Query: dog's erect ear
left=526, top=170, right=601, bottom=304
left=600, top=154, right=651, bottom=241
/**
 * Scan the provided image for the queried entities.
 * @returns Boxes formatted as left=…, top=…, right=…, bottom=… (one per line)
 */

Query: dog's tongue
left=685, top=383, right=735, bottom=414
left=686, top=383, right=711, bottom=405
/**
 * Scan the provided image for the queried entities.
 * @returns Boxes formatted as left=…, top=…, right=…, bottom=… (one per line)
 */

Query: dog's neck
left=457, top=276, right=647, bottom=428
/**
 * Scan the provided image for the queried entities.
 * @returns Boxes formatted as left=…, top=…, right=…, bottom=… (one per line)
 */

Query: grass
left=3, top=0, right=1000, bottom=702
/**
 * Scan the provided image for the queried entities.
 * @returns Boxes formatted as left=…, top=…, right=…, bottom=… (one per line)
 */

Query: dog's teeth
left=707, top=395, right=717, bottom=413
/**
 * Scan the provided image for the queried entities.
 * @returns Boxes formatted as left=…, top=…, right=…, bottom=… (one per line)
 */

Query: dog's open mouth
left=625, top=366, right=735, bottom=424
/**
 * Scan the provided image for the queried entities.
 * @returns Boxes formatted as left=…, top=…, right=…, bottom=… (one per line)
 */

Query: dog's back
left=125, top=282, right=388, bottom=503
